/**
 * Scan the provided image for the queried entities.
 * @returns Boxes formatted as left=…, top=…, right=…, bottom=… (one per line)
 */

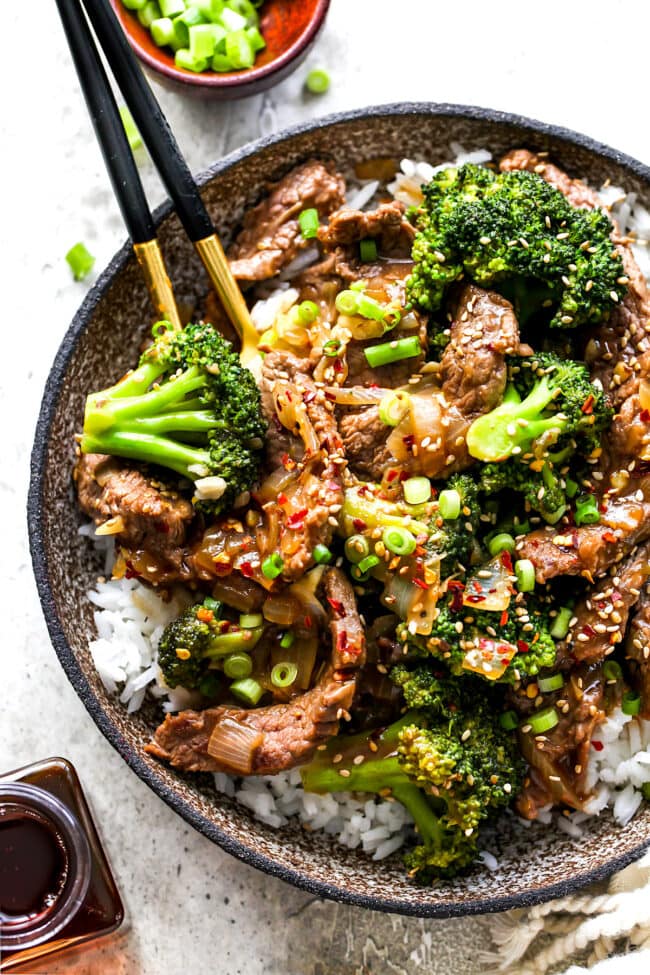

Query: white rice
left=82, top=146, right=650, bottom=865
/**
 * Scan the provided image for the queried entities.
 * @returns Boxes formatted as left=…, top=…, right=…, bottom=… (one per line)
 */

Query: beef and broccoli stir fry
left=75, top=148, right=650, bottom=881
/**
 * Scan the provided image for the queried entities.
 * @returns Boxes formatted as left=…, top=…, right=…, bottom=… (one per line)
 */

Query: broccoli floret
left=479, top=457, right=567, bottom=525
left=397, top=595, right=557, bottom=683
left=81, top=321, right=266, bottom=516
left=466, top=353, right=612, bottom=464
left=157, top=597, right=263, bottom=692
left=301, top=678, right=523, bottom=881
left=427, top=473, right=481, bottom=575
left=407, top=164, right=625, bottom=329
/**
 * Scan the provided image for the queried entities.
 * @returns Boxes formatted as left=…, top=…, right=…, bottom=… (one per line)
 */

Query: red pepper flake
left=402, top=434, right=415, bottom=451
left=220, top=620, right=232, bottom=633
left=325, top=391, right=337, bottom=402
left=196, top=607, right=214, bottom=623
left=286, top=508, right=308, bottom=530
left=304, top=615, right=313, bottom=629
left=352, top=518, right=367, bottom=532
left=516, top=639, right=529, bottom=653
left=303, top=389, right=316, bottom=404
left=581, top=394, right=595, bottom=415
left=277, top=492, right=288, bottom=506
left=368, top=383, right=379, bottom=389
left=592, top=740, right=604, bottom=752
left=447, top=580, right=464, bottom=611
left=500, top=550, right=513, bottom=573
left=327, top=597, right=345, bottom=616
left=333, top=357, right=344, bottom=374
left=413, top=578, right=429, bottom=590
left=602, top=530, right=616, bottom=543
left=239, top=561, right=254, bottom=578
left=336, top=630, right=349, bottom=652
left=582, top=623, right=596, bottom=637
left=281, top=453, right=297, bottom=472
left=387, top=469, right=399, bottom=483
left=399, top=470, right=410, bottom=482
left=641, top=409, right=650, bottom=423
left=500, top=610, right=509, bottom=627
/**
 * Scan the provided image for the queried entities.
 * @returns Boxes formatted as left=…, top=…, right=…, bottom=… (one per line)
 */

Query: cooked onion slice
left=462, top=556, right=513, bottom=612
left=462, top=637, right=517, bottom=681
left=95, top=515, right=125, bottom=536
left=207, top=718, right=263, bottom=774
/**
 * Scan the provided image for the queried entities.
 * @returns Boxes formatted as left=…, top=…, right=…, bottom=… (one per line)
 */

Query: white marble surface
left=3, top=1, right=650, bottom=972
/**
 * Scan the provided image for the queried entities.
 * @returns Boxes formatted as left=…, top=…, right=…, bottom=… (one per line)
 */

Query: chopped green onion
left=344, top=534, right=370, bottom=564
left=65, top=242, right=95, bottom=281
left=349, top=279, right=367, bottom=292
left=137, top=1, right=162, bottom=28
left=359, top=238, right=378, bottom=262
left=299, top=208, right=319, bottom=239
left=296, top=300, right=319, bottom=325
left=438, top=488, right=460, bottom=520
left=357, top=554, right=381, bottom=574
left=279, top=630, right=295, bottom=650
left=123, top=0, right=148, bottom=9
left=313, top=544, right=333, bottom=565
left=565, top=477, right=579, bottom=499
left=227, top=0, right=259, bottom=23
left=322, top=339, right=341, bottom=357
left=189, top=23, right=220, bottom=58
left=119, top=106, right=142, bottom=151
left=196, top=0, right=224, bottom=17
left=261, top=553, right=283, bottom=579
left=305, top=67, right=330, bottom=94
left=159, top=0, right=185, bottom=15
left=219, top=6, right=247, bottom=30
left=364, top=336, right=420, bottom=368
left=603, top=660, right=623, bottom=682
left=350, top=564, right=371, bottom=583
left=575, top=494, right=600, bottom=526
left=151, top=16, right=177, bottom=47
left=378, top=390, right=411, bottom=427
left=203, top=596, right=221, bottom=612
left=488, top=533, right=515, bottom=556
left=240, top=613, right=263, bottom=629
left=246, top=25, right=266, bottom=51
left=335, top=290, right=359, bottom=315
left=515, top=558, right=536, bottom=592
left=225, top=28, right=254, bottom=68
left=642, top=782, right=650, bottom=801
left=538, top=673, right=564, bottom=693
left=223, top=652, right=253, bottom=679
left=513, top=520, right=530, bottom=536
left=528, top=706, right=559, bottom=734
left=229, top=677, right=263, bottom=706
left=499, top=710, right=518, bottom=731
left=356, top=293, right=386, bottom=321
left=382, top=526, right=416, bottom=557
left=622, top=691, right=641, bottom=716
left=550, top=606, right=573, bottom=639
left=211, top=52, right=233, bottom=71
left=403, top=476, right=431, bottom=506
left=271, top=661, right=298, bottom=688
left=175, top=48, right=208, bottom=71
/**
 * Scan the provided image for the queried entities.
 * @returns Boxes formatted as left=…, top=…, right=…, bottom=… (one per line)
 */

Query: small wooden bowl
left=108, top=0, right=330, bottom=100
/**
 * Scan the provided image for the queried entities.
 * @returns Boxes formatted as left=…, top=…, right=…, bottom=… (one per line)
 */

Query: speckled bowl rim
left=28, top=102, right=650, bottom=917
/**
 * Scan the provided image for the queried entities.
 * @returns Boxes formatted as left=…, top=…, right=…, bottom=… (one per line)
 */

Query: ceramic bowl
left=29, top=103, right=650, bottom=917
left=109, top=0, right=330, bottom=100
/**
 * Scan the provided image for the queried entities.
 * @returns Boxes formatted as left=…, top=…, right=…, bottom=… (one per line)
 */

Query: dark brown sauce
left=0, top=806, right=68, bottom=923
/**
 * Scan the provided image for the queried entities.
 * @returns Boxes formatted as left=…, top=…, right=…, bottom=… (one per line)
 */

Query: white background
left=2, top=1, right=649, bottom=972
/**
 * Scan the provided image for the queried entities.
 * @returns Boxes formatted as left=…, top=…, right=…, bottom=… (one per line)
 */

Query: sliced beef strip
left=339, top=284, right=521, bottom=482
left=74, top=452, right=194, bottom=567
left=146, top=569, right=365, bottom=775
left=258, top=350, right=310, bottom=470
left=626, top=584, right=650, bottom=718
left=229, top=160, right=345, bottom=282
left=564, top=542, right=650, bottom=663
left=514, top=664, right=606, bottom=819
left=317, top=200, right=415, bottom=271
left=516, top=487, right=650, bottom=583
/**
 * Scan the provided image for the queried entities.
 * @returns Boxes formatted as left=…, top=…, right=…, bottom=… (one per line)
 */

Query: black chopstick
left=81, top=0, right=214, bottom=244
left=55, top=0, right=155, bottom=246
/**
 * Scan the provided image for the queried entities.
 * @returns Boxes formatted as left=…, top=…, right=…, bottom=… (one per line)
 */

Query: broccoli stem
left=80, top=429, right=212, bottom=479
left=205, top=628, right=263, bottom=658
left=84, top=366, right=206, bottom=435
left=121, top=411, right=230, bottom=435
left=467, top=379, right=564, bottom=462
